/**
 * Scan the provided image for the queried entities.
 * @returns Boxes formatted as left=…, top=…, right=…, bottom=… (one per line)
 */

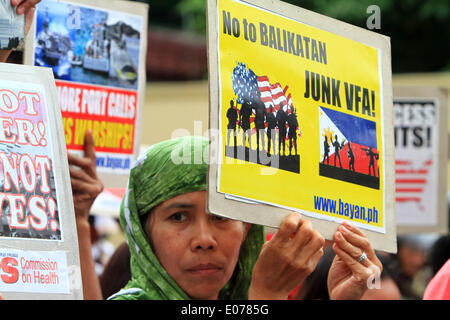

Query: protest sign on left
left=0, top=63, right=82, bottom=299
left=0, top=76, right=61, bottom=240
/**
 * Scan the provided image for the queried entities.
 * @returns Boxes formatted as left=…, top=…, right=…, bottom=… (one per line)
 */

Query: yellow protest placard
left=207, top=0, right=396, bottom=252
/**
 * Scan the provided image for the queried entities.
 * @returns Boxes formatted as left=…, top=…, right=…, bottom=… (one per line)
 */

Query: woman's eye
left=170, top=212, right=187, bottom=222
left=211, top=214, right=229, bottom=222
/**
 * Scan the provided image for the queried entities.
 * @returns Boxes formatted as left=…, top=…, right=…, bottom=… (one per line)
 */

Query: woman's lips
left=187, top=263, right=222, bottom=275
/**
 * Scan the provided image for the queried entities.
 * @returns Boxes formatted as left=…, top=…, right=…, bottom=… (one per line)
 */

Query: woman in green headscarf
left=72, top=135, right=383, bottom=300
left=106, top=135, right=325, bottom=300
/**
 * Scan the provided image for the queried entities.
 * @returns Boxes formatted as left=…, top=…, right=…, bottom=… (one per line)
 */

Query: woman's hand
left=249, top=212, right=325, bottom=299
left=12, top=0, right=41, bottom=35
left=13, top=0, right=40, bottom=14
left=68, top=130, right=104, bottom=224
left=327, top=222, right=382, bottom=300
left=69, top=130, right=103, bottom=300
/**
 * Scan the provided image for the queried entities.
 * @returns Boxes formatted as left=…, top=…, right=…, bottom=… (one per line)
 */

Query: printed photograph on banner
left=34, top=0, right=141, bottom=89
left=0, top=80, right=61, bottom=240
left=394, top=99, right=439, bottom=226
left=0, top=0, right=25, bottom=49
left=26, top=0, right=148, bottom=181
left=216, top=0, right=385, bottom=233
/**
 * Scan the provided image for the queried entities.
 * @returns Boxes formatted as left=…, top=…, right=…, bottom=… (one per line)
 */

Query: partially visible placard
left=0, top=0, right=25, bottom=50
left=0, top=249, right=70, bottom=294
left=24, top=0, right=148, bottom=188
left=90, top=187, right=125, bottom=217
left=394, top=86, right=448, bottom=234
left=207, top=0, right=396, bottom=253
left=0, top=63, right=82, bottom=299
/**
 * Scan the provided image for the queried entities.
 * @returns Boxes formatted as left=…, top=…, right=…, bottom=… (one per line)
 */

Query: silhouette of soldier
left=347, top=141, right=355, bottom=172
left=361, top=147, right=378, bottom=176
left=287, top=106, right=299, bottom=156
left=226, top=100, right=238, bottom=147
left=266, top=105, right=277, bottom=155
left=323, top=135, right=330, bottom=164
left=253, top=99, right=267, bottom=153
left=239, top=99, right=252, bottom=149
left=276, top=102, right=288, bottom=156
left=332, top=134, right=345, bottom=168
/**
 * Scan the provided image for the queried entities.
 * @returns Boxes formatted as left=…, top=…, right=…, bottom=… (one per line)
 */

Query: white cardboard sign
left=394, top=86, right=448, bottom=234
left=0, top=63, right=82, bottom=299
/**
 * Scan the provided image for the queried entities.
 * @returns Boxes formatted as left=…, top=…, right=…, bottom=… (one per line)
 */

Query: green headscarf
left=110, top=136, right=265, bottom=300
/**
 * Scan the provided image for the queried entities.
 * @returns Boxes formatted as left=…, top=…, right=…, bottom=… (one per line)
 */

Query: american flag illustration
left=231, top=62, right=299, bottom=139
left=257, top=76, right=291, bottom=113
left=395, top=159, right=432, bottom=210
left=232, top=63, right=294, bottom=113
left=231, top=62, right=260, bottom=104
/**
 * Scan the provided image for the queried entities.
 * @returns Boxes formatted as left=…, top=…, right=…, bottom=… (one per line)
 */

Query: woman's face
left=147, top=190, right=249, bottom=300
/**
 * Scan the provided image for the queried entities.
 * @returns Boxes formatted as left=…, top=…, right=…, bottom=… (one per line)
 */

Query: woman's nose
left=190, top=217, right=217, bottom=251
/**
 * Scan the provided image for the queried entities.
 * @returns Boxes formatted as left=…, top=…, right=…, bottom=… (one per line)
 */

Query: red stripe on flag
left=396, top=169, right=429, bottom=174
left=395, top=160, right=412, bottom=165
left=396, top=197, right=421, bottom=202
left=396, top=188, right=423, bottom=193
left=396, top=179, right=427, bottom=184
left=259, top=87, right=270, bottom=92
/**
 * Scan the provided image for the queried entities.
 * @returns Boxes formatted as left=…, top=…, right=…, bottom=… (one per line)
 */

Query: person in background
left=89, top=215, right=118, bottom=276
left=423, top=259, right=450, bottom=300
left=99, top=242, right=131, bottom=299
left=390, top=235, right=435, bottom=299
left=293, top=246, right=335, bottom=300
left=360, top=253, right=401, bottom=300
left=422, top=234, right=450, bottom=300
left=427, top=234, right=450, bottom=277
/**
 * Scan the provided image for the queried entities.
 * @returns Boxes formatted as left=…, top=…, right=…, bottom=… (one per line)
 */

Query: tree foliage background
left=133, top=0, right=449, bottom=73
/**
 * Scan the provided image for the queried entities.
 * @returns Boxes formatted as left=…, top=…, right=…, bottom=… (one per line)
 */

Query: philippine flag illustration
left=319, top=106, right=379, bottom=176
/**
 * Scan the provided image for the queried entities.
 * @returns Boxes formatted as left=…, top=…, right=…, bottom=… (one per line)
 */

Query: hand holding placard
left=327, top=222, right=382, bottom=300
left=249, top=212, right=325, bottom=299
left=68, top=130, right=104, bottom=219
left=11, top=0, right=41, bottom=34
left=68, top=129, right=103, bottom=300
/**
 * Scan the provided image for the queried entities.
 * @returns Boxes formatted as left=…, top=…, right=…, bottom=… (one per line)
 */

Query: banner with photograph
left=25, top=0, right=148, bottom=187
